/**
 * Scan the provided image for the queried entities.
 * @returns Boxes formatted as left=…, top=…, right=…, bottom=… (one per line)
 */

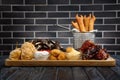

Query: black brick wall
left=0, top=0, right=120, bottom=56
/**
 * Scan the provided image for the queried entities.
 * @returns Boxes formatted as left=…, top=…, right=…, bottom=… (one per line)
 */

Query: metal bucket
left=73, top=32, right=95, bottom=49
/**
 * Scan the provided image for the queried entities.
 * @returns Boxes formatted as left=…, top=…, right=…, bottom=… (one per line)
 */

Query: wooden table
left=1, top=55, right=120, bottom=80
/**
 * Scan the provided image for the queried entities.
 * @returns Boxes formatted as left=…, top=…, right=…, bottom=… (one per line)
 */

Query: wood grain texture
left=5, top=57, right=116, bottom=66
left=1, top=56, right=120, bottom=80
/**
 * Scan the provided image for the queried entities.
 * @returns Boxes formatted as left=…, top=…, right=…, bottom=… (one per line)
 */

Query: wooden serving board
left=5, top=56, right=116, bottom=67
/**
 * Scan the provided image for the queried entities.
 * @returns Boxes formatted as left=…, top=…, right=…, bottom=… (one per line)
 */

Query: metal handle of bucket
left=54, top=24, right=70, bottom=30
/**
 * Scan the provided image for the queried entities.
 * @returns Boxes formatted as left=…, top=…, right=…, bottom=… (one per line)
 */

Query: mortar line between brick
left=92, top=0, right=94, bottom=4
left=116, top=11, right=118, bottom=18
left=69, top=0, right=70, bottom=4
left=46, top=0, right=48, bottom=5
left=116, top=0, right=118, bottom=4
left=11, top=5, right=12, bottom=12
left=23, top=0, right=25, bottom=5
left=1, top=25, right=3, bottom=31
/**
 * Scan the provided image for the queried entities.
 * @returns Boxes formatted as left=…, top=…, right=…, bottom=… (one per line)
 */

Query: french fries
left=76, top=14, right=86, bottom=32
left=71, top=21, right=80, bottom=31
left=71, top=14, right=96, bottom=32
left=89, top=14, right=96, bottom=31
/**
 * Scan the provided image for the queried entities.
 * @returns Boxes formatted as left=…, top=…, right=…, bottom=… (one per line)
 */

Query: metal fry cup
left=73, top=32, right=95, bottom=49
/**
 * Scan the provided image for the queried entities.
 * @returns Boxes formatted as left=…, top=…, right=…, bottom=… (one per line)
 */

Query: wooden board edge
left=5, top=56, right=116, bottom=67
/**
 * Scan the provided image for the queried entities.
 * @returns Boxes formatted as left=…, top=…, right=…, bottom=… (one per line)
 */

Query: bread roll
left=9, top=48, right=21, bottom=60
left=21, top=42, right=36, bottom=60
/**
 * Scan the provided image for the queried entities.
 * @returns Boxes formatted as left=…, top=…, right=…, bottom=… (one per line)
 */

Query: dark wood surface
left=1, top=55, right=120, bottom=80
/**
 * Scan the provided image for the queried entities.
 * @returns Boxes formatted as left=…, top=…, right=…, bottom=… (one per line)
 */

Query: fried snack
left=71, top=21, right=80, bottom=31
left=66, top=47, right=73, bottom=53
left=9, top=48, right=21, bottom=60
left=76, top=14, right=86, bottom=32
left=89, top=14, right=96, bottom=31
left=49, top=49, right=66, bottom=60
left=83, top=15, right=91, bottom=31
left=50, top=49, right=61, bottom=57
left=49, top=55, right=57, bottom=60
left=21, top=42, right=37, bottom=60
left=66, top=47, right=82, bottom=60
left=58, top=52, right=66, bottom=60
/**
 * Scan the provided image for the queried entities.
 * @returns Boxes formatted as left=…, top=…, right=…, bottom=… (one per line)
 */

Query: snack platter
left=5, top=56, right=116, bottom=67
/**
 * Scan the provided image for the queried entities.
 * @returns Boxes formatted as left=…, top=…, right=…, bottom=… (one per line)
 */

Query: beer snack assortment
left=8, top=14, right=109, bottom=61
left=9, top=40, right=109, bottom=61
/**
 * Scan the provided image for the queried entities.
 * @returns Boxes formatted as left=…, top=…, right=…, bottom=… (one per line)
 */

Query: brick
left=71, top=12, right=92, bottom=17
left=35, top=6, right=56, bottom=11
left=48, top=12, right=69, bottom=18
left=61, top=44, right=73, bottom=48
left=2, top=0, right=23, bottom=4
left=13, top=32, right=34, bottom=37
left=0, top=32, right=11, bottom=37
left=48, top=0, right=69, bottom=4
left=13, top=44, right=21, bottom=49
left=48, top=25, right=68, bottom=31
left=13, top=6, right=33, bottom=11
left=13, top=19, right=34, bottom=24
left=118, top=12, right=120, bottom=17
left=58, top=19, right=74, bottom=24
left=104, top=45, right=120, bottom=51
left=94, top=19, right=103, bottom=24
left=104, top=5, right=120, bottom=10
left=107, top=52, right=115, bottom=55
left=104, top=18, right=120, bottom=24
left=0, top=45, right=12, bottom=51
left=36, top=19, right=56, bottom=24
left=104, top=32, right=120, bottom=37
left=117, top=25, right=120, bottom=30
left=3, top=12, right=24, bottom=18
left=0, top=25, right=1, bottom=31
left=0, top=6, right=11, bottom=11
left=117, top=39, right=120, bottom=44
left=58, top=32, right=73, bottom=37
left=25, top=38, right=35, bottom=42
left=35, top=32, right=56, bottom=37
left=3, top=25, right=24, bottom=31
left=95, top=25, right=115, bottom=31
left=25, top=12, right=46, bottom=18
left=0, top=19, right=11, bottom=24
left=3, top=39, right=24, bottom=44
left=116, top=52, right=120, bottom=55
left=0, top=39, right=1, bottom=44
left=0, top=13, right=1, bottom=18
left=94, top=12, right=116, bottom=17
left=25, top=0, right=46, bottom=4
left=95, top=32, right=102, bottom=37
left=2, top=51, right=10, bottom=55
left=58, top=5, right=79, bottom=11
left=71, top=0, right=92, bottom=4
left=81, top=5, right=102, bottom=11
left=95, top=38, right=115, bottom=44
left=25, top=25, right=46, bottom=31
left=94, top=0, right=116, bottom=3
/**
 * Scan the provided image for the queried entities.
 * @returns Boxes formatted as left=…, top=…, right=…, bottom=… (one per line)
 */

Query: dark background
left=0, top=0, right=120, bottom=56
